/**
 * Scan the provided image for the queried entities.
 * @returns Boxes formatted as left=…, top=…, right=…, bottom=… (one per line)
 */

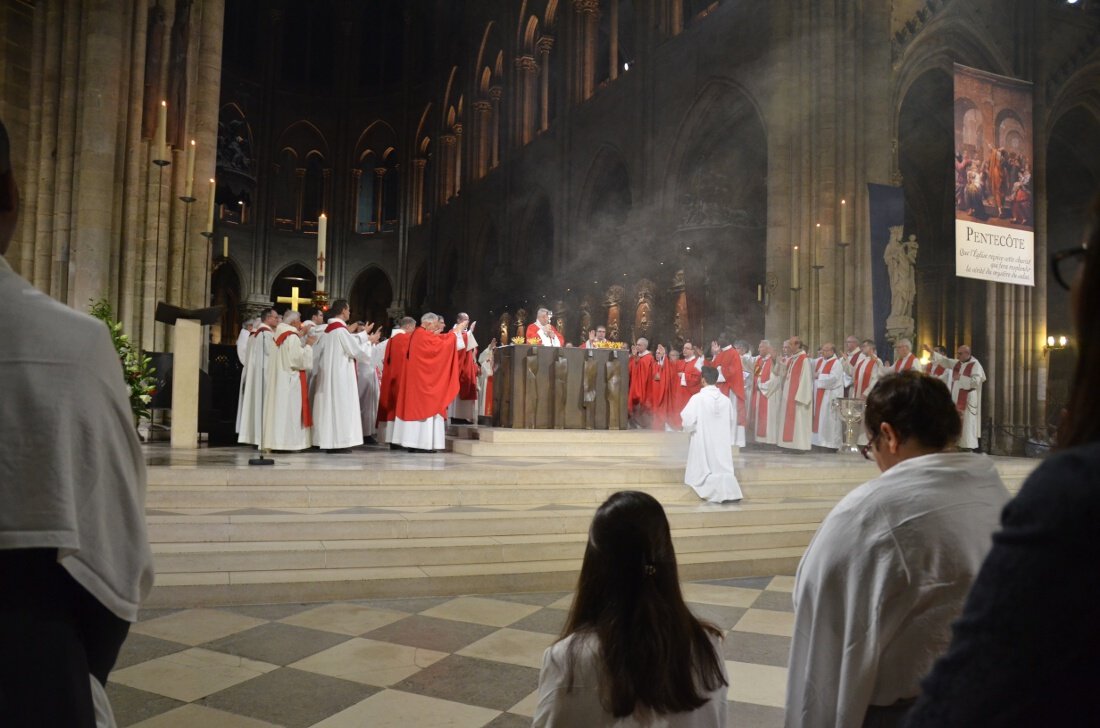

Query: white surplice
left=811, top=356, right=845, bottom=449
left=356, top=334, right=385, bottom=438
left=680, top=386, right=743, bottom=503
left=262, top=323, right=314, bottom=451
left=777, top=352, right=813, bottom=451
left=477, top=346, right=494, bottom=417
left=933, top=352, right=987, bottom=449
left=393, top=331, right=466, bottom=450
left=237, top=325, right=275, bottom=446
left=234, top=327, right=251, bottom=433
left=786, top=453, right=1010, bottom=728
left=311, top=321, right=375, bottom=449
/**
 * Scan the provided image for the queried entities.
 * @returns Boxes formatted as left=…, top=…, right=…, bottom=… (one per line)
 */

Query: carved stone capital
left=537, top=35, right=555, bottom=54
left=441, top=134, right=457, bottom=146
left=453, top=122, right=464, bottom=135
left=374, top=167, right=387, bottom=178
left=573, top=0, right=600, bottom=16
left=413, top=158, right=428, bottom=169
left=473, top=99, right=492, bottom=113
left=488, top=86, right=504, bottom=102
left=514, top=55, right=539, bottom=73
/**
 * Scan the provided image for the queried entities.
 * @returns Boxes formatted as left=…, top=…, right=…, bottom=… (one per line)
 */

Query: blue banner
left=867, top=184, right=905, bottom=359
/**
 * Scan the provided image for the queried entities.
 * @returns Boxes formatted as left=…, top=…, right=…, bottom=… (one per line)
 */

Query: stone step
left=475, top=428, right=691, bottom=445
left=145, top=502, right=836, bottom=543
left=143, top=546, right=807, bottom=608
left=452, top=439, right=691, bottom=457
left=150, top=523, right=820, bottom=574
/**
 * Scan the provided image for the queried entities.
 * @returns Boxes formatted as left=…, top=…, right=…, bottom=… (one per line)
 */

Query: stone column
left=473, top=99, right=492, bottom=177
left=515, top=56, right=539, bottom=144
left=439, top=133, right=456, bottom=203
left=412, top=158, right=427, bottom=224
left=608, top=0, right=619, bottom=81
left=574, top=0, right=599, bottom=100
left=293, top=168, right=305, bottom=229
left=488, top=86, right=502, bottom=167
left=538, top=36, right=554, bottom=131
left=374, top=167, right=386, bottom=231
left=453, top=121, right=464, bottom=196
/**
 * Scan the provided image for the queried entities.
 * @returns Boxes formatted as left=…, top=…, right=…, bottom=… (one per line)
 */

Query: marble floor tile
left=309, top=689, right=501, bottom=728
left=725, top=660, right=789, bottom=708
left=720, top=630, right=793, bottom=668
left=105, top=683, right=184, bottom=727
left=508, top=606, right=567, bottom=636
left=199, top=622, right=352, bottom=665
left=732, top=608, right=796, bottom=638
left=110, top=648, right=278, bottom=702
left=362, top=614, right=499, bottom=653
left=704, top=575, right=776, bottom=590
left=508, top=689, right=541, bottom=718
left=484, top=713, right=535, bottom=728
left=279, top=602, right=408, bottom=636
left=289, top=638, right=447, bottom=687
left=751, top=589, right=794, bottom=613
left=457, top=628, right=555, bottom=669
left=128, top=703, right=281, bottom=728
left=198, top=667, right=378, bottom=728
left=688, top=602, right=749, bottom=632
left=681, top=583, right=763, bottom=608
left=420, top=595, right=542, bottom=627
left=485, top=591, right=572, bottom=607
left=393, top=654, right=540, bottom=711
left=546, top=593, right=575, bottom=610
left=130, top=609, right=268, bottom=647
left=354, top=595, right=455, bottom=613
left=727, top=700, right=786, bottom=728
left=767, top=575, right=797, bottom=592
left=220, top=602, right=317, bottom=621
left=113, top=632, right=188, bottom=670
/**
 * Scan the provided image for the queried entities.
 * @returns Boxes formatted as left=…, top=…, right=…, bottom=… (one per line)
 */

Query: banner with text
left=953, top=63, right=1034, bottom=287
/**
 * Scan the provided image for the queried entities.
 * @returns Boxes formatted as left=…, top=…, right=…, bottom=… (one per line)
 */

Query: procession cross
left=317, top=252, right=326, bottom=276
left=276, top=286, right=309, bottom=312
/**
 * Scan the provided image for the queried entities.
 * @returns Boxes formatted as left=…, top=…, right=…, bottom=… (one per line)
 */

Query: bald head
left=636, top=337, right=649, bottom=352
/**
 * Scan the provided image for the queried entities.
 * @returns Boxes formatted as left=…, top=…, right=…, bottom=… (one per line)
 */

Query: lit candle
left=840, top=198, right=850, bottom=244
left=757, top=284, right=763, bottom=302
left=206, top=178, right=216, bottom=232
left=792, top=245, right=800, bottom=289
left=222, top=235, right=229, bottom=259
left=185, top=140, right=196, bottom=198
left=814, top=222, right=822, bottom=267
left=317, top=213, right=328, bottom=291
left=155, top=100, right=167, bottom=162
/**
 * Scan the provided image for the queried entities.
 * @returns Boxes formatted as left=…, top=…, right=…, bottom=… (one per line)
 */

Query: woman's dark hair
left=864, top=370, right=961, bottom=448
left=558, top=491, right=726, bottom=718
left=1058, top=196, right=1100, bottom=449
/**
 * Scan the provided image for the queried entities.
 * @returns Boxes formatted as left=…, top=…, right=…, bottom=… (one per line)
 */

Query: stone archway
left=348, top=267, right=395, bottom=330
left=210, top=259, right=242, bottom=345
left=269, top=263, right=317, bottom=315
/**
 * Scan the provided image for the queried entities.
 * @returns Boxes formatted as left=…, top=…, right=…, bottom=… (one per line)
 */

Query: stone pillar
left=608, top=0, right=619, bottom=81
left=453, top=122, right=464, bottom=196
left=439, top=133, right=456, bottom=203
left=669, top=0, right=683, bottom=36
left=514, top=56, right=538, bottom=144
left=412, top=158, right=427, bottom=224
left=574, top=0, right=599, bottom=100
left=293, top=168, right=305, bottom=230
left=488, top=86, right=502, bottom=167
left=374, top=167, right=386, bottom=231
left=473, top=99, right=492, bottom=177
left=537, top=36, right=554, bottom=131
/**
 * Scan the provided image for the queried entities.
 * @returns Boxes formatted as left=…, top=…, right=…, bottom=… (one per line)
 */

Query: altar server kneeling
left=680, top=366, right=743, bottom=503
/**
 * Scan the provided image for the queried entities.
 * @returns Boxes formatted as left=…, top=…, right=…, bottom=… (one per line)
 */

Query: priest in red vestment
left=706, top=333, right=747, bottom=446
left=393, top=313, right=468, bottom=452
left=377, top=316, right=416, bottom=447
left=450, top=313, right=481, bottom=424
left=649, top=344, right=674, bottom=430
left=525, top=307, right=565, bottom=346
left=629, top=337, right=657, bottom=427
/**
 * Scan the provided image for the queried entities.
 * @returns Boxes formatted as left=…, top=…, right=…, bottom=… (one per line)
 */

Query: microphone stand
left=249, top=328, right=275, bottom=466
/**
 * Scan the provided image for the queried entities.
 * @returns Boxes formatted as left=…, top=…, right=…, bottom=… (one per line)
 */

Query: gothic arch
left=348, top=265, right=395, bottom=328
left=269, top=262, right=318, bottom=314
left=577, top=144, right=633, bottom=226
left=274, top=119, right=330, bottom=161
left=210, top=258, right=244, bottom=345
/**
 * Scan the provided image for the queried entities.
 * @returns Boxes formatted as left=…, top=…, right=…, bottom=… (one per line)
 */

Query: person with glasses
left=920, top=343, right=986, bottom=452
left=903, top=203, right=1100, bottom=727
left=786, top=371, right=1009, bottom=728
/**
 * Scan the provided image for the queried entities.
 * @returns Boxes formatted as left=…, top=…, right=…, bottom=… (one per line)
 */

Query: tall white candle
left=317, top=213, right=328, bottom=291
left=840, top=198, right=850, bottom=244
left=206, top=178, right=216, bottom=232
left=792, top=245, right=800, bottom=289
left=185, top=140, right=196, bottom=198
left=757, top=284, right=763, bottom=302
left=222, top=235, right=229, bottom=258
left=814, top=222, right=822, bottom=267
left=155, top=100, right=167, bottom=162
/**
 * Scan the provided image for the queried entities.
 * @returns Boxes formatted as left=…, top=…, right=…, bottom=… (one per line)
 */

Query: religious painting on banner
left=953, top=63, right=1035, bottom=287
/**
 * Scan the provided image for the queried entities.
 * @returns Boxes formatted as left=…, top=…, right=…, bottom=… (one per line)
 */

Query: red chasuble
left=396, top=327, right=462, bottom=422
left=377, top=333, right=411, bottom=427
left=782, top=353, right=809, bottom=443
left=952, top=360, right=977, bottom=412
left=649, top=357, right=673, bottom=430
left=628, top=352, right=657, bottom=417
left=524, top=323, right=565, bottom=346
left=706, top=348, right=746, bottom=425
left=670, top=359, right=701, bottom=429
left=275, top=329, right=312, bottom=427
left=458, top=332, right=480, bottom=401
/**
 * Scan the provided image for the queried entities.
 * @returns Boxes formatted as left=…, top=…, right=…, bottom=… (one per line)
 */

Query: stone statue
left=884, top=226, right=918, bottom=322
left=606, top=353, right=623, bottom=430
left=515, top=308, right=528, bottom=338
left=498, top=312, right=512, bottom=344
left=582, top=351, right=598, bottom=430
left=553, top=355, right=568, bottom=429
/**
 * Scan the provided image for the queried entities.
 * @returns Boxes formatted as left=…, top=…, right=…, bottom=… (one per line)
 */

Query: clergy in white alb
left=927, top=344, right=986, bottom=450
left=923, top=346, right=953, bottom=390
left=786, top=372, right=1009, bottom=728
left=811, top=343, right=845, bottom=449
left=311, top=300, right=377, bottom=451
left=777, top=338, right=813, bottom=451
left=356, top=327, right=385, bottom=440
left=262, top=312, right=314, bottom=451
left=234, top=318, right=255, bottom=433
left=680, top=366, right=743, bottom=503
left=751, top=340, right=781, bottom=445
left=891, top=339, right=919, bottom=373
left=840, top=335, right=865, bottom=397
left=237, top=308, right=278, bottom=445
left=477, top=340, right=496, bottom=417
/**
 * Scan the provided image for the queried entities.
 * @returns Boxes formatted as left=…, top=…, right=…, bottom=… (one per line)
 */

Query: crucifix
left=277, top=286, right=309, bottom=312
left=317, top=251, right=326, bottom=283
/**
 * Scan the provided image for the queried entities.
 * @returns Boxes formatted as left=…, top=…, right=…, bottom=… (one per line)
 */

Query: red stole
left=250, top=324, right=272, bottom=337
left=812, top=357, right=838, bottom=434
left=458, top=332, right=480, bottom=401
left=753, top=356, right=773, bottom=439
left=952, top=360, right=977, bottom=412
left=324, top=320, right=347, bottom=333
left=782, top=353, right=807, bottom=443
left=894, top=354, right=917, bottom=372
left=274, top=330, right=312, bottom=427
left=706, top=348, right=746, bottom=426
left=855, top=356, right=879, bottom=397
left=927, top=361, right=947, bottom=378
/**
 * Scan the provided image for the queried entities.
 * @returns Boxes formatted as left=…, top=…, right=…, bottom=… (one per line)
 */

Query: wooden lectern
left=492, top=345, right=629, bottom=429
left=155, top=303, right=223, bottom=449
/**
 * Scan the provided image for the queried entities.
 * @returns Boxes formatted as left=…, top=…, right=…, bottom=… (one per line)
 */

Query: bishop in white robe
left=811, top=345, right=845, bottom=449
left=356, top=331, right=385, bottom=440
left=777, top=340, right=813, bottom=451
left=311, top=301, right=378, bottom=451
left=477, top=340, right=496, bottom=417
left=263, top=315, right=314, bottom=451
left=238, top=309, right=278, bottom=446
left=680, top=368, right=743, bottom=503
left=929, top=345, right=986, bottom=450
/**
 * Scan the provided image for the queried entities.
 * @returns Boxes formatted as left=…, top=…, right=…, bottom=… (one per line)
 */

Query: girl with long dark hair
left=533, top=491, right=728, bottom=727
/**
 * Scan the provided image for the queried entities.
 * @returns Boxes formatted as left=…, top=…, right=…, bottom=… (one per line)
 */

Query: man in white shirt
left=786, top=371, right=1009, bottom=728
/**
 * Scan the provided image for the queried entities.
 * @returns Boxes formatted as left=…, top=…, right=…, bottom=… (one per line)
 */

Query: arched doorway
left=899, top=69, right=985, bottom=353
left=210, top=260, right=242, bottom=344
left=270, top=263, right=317, bottom=315
left=408, top=263, right=428, bottom=319
left=348, top=267, right=394, bottom=330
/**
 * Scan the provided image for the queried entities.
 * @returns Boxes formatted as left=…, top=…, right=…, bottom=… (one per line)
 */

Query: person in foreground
left=903, top=200, right=1100, bottom=728
left=785, top=371, right=1008, bottom=728
left=534, top=491, right=728, bottom=727
left=680, top=366, right=743, bottom=503
left=0, top=118, right=154, bottom=726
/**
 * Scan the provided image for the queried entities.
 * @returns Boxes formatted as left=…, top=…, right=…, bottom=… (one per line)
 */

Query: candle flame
left=841, top=199, right=847, bottom=205
left=161, top=100, right=167, bottom=107
left=190, top=139, right=196, bottom=146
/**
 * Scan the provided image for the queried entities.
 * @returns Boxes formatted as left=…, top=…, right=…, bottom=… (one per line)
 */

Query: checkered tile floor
left=108, top=576, right=794, bottom=727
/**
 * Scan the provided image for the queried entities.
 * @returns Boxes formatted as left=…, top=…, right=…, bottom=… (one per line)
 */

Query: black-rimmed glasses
left=1052, top=246, right=1087, bottom=291
left=860, top=432, right=878, bottom=461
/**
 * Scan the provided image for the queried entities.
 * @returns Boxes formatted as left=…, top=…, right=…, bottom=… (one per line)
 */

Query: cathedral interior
left=2, top=0, right=1100, bottom=453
